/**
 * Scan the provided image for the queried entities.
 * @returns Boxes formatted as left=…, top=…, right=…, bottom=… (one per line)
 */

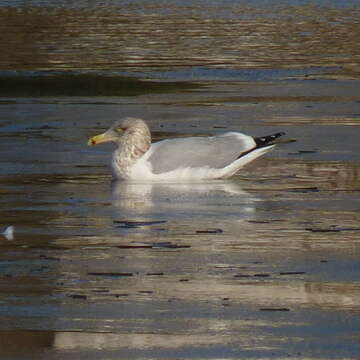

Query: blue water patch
left=0, top=66, right=339, bottom=97
left=1, top=66, right=333, bottom=82
left=116, top=66, right=338, bottom=81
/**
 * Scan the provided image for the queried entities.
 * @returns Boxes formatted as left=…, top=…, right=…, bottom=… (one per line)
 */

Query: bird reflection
left=111, top=180, right=258, bottom=221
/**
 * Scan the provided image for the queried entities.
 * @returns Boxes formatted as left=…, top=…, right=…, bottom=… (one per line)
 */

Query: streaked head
left=88, top=117, right=150, bottom=146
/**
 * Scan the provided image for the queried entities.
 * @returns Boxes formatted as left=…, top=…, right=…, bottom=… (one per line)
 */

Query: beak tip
left=87, top=132, right=113, bottom=146
left=87, top=138, right=96, bottom=146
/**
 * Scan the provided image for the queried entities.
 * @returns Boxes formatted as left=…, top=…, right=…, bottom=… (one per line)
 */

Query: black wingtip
left=236, top=131, right=294, bottom=160
left=254, top=132, right=286, bottom=147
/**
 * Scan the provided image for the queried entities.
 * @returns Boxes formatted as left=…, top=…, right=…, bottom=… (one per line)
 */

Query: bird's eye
left=115, top=126, right=124, bottom=133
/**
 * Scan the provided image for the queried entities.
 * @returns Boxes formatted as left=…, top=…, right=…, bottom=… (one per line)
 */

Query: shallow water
left=1, top=79, right=360, bottom=359
left=1, top=1, right=360, bottom=359
left=1, top=0, right=360, bottom=76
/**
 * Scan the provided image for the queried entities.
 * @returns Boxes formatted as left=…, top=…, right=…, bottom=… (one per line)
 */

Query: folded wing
left=147, top=132, right=256, bottom=174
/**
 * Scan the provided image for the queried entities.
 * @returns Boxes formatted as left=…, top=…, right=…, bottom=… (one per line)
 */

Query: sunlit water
left=1, top=1, right=360, bottom=359
left=1, top=0, right=360, bottom=75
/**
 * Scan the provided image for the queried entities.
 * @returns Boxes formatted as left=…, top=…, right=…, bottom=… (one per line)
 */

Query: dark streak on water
left=1, top=1, right=360, bottom=360
left=0, top=72, right=199, bottom=97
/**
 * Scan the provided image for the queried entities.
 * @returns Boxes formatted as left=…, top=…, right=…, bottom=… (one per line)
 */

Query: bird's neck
left=112, top=129, right=151, bottom=179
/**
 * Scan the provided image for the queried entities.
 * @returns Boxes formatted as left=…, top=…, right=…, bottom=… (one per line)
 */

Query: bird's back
left=146, top=132, right=256, bottom=174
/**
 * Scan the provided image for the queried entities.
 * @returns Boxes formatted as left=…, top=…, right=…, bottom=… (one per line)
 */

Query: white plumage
left=88, top=117, right=289, bottom=181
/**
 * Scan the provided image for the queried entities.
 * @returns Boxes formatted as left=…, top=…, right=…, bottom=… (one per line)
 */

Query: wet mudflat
left=1, top=1, right=360, bottom=359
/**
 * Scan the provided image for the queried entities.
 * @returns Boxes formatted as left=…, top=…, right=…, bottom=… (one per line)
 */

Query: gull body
left=88, top=117, right=291, bottom=181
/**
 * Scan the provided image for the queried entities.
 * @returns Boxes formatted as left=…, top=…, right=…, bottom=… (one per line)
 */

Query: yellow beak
left=88, top=132, right=114, bottom=146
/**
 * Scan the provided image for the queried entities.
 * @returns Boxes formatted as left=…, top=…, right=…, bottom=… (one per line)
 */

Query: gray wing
left=147, top=133, right=256, bottom=174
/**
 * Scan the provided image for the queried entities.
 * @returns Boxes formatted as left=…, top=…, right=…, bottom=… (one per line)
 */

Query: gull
left=88, top=117, right=293, bottom=181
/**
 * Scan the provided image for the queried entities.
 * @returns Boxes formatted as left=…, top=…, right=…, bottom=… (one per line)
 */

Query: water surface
left=1, top=1, right=360, bottom=359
